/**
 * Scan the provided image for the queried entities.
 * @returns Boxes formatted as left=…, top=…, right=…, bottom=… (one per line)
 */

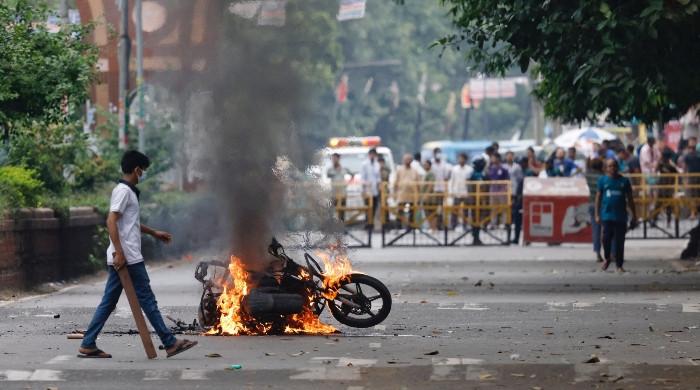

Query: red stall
left=523, top=178, right=592, bottom=244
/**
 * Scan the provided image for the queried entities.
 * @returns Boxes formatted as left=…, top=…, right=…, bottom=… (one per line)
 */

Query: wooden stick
left=117, top=267, right=158, bottom=359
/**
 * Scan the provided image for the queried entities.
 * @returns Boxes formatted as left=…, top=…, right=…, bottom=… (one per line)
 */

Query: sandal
left=166, top=339, right=198, bottom=358
left=77, top=348, right=112, bottom=358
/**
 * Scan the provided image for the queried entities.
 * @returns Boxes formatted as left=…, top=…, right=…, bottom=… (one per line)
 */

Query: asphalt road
left=1, top=240, right=699, bottom=389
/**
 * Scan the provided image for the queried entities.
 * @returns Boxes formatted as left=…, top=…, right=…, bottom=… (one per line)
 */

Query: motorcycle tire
left=329, top=273, right=391, bottom=328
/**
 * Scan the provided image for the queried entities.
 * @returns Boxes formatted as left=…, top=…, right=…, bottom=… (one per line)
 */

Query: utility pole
left=135, top=0, right=145, bottom=152
left=118, top=0, right=131, bottom=150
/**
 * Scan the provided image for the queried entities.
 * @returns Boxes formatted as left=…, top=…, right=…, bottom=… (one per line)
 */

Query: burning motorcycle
left=195, top=238, right=391, bottom=334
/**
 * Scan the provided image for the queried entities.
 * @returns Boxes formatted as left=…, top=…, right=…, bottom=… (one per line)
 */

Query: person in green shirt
left=595, top=159, right=637, bottom=272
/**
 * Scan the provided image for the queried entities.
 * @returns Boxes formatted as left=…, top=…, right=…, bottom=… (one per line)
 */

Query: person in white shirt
left=410, top=152, right=426, bottom=177
left=361, top=148, right=381, bottom=228
left=79, top=151, right=197, bottom=359
left=448, top=153, right=474, bottom=230
left=431, top=148, right=451, bottom=227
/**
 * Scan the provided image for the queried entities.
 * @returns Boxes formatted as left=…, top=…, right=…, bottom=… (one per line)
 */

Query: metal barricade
left=627, top=173, right=700, bottom=239
left=378, top=180, right=512, bottom=247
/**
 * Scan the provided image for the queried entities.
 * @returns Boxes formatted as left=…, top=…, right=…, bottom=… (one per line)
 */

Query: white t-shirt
left=449, top=164, right=474, bottom=197
left=106, top=183, right=144, bottom=265
left=431, top=160, right=452, bottom=192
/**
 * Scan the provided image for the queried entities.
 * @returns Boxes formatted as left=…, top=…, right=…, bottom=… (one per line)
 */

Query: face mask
left=435, top=152, right=442, bottom=160
left=137, top=168, right=147, bottom=182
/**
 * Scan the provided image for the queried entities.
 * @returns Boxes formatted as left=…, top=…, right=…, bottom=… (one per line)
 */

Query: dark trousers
left=602, top=220, right=627, bottom=267
left=589, top=204, right=601, bottom=255
left=81, top=262, right=176, bottom=349
left=512, top=203, right=523, bottom=243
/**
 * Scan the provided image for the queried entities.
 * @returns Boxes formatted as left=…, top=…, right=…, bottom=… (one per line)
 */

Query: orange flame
left=209, top=251, right=353, bottom=336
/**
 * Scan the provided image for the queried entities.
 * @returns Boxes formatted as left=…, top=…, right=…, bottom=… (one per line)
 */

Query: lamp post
left=118, top=0, right=131, bottom=150
left=136, top=0, right=145, bottom=152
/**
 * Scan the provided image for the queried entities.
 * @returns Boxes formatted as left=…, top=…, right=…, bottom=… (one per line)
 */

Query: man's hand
left=595, top=215, right=601, bottom=224
left=153, top=230, right=172, bottom=243
left=113, top=251, right=126, bottom=271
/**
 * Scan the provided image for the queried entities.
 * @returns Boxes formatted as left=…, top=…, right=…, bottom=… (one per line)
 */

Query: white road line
left=45, top=355, right=72, bottom=365
left=290, top=367, right=362, bottom=381
left=29, top=369, right=64, bottom=381
left=573, top=302, right=599, bottom=311
left=462, top=303, right=489, bottom=311
left=337, top=358, right=377, bottom=367
left=437, top=303, right=460, bottom=310
left=656, top=304, right=668, bottom=312
left=0, top=370, right=33, bottom=381
left=143, top=370, right=172, bottom=381
left=546, top=301, right=569, bottom=312
left=369, top=342, right=381, bottom=349
left=431, top=357, right=483, bottom=366
left=373, top=325, right=386, bottom=331
left=180, top=369, right=208, bottom=380
left=682, top=303, right=700, bottom=313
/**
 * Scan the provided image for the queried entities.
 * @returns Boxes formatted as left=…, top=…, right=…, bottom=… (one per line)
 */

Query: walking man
left=79, top=151, right=197, bottom=358
left=595, top=159, right=637, bottom=272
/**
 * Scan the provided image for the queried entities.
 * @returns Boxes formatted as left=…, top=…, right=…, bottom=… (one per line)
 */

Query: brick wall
left=0, top=208, right=104, bottom=290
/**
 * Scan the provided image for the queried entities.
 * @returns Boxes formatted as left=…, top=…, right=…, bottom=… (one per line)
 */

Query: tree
left=438, top=0, right=700, bottom=125
left=0, top=0, right=97, bottom=138
left=333, top=0, right=531, bottom=153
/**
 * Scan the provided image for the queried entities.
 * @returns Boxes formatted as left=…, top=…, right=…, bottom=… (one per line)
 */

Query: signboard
left=523, top=178, right=592, bottom=244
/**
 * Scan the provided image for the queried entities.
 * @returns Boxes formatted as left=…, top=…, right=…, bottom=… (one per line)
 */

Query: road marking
left=573, top=302, right=599, bottom=311
left=369, top=342, right=381, bottom=349
left=682, top=303, right=700, bottom=313
left=290, top=367, right=362, bottom=381
left=143, top=370, right=171, bottom=381
left=337, top=358, right=377, bottom=367
left=656, top=304, right=668, bottom=312
left=431, top=357, right=483, bottom=366
left=437, top=303, right=460, bottom=310
left=546, top=301, right=569, bottom=312
left=180, top=369, right=208, bottom=380
left=29, top=369, right=64, bottom=381
left=0, top=370, right=33, bottom=381
left=373, top=325, right=386, bottom=331
left=462, top=303, right=489, bottom=311
left=311, top=357, right=377, bottom=367
left=45, top=355, right=72, bottom=365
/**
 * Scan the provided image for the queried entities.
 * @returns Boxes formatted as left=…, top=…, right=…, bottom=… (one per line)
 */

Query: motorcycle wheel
left=328, top=273, right=391, bottom=328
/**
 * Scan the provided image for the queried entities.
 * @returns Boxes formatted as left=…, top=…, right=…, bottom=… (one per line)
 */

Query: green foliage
left=332, top=0, right=530, bottom=152
left=0, top=0, right=98, bottom=134
left=0, top=165, right=44, bottom=209
left=6, top=121, right=117, bottom=194
left=439, top=0, right=700, bottom=124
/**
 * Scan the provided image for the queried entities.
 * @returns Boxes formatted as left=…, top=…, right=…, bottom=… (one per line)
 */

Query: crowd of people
left=327, top=137, right=700, bottom=267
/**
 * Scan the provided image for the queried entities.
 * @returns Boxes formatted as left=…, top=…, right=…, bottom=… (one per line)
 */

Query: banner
left=469, top=77, right=518, bottom=99
left=337, top=0, right=366, bottom=21
left=258, top=0, right=287, bottom=26
left=336, top=74, right=349, bottom=103
left=229, top=1, right=262, bottom=19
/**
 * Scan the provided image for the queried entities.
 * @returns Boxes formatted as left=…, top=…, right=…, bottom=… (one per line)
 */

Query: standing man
left=586, top=158, right=605, bottom=262
left=640, top=137, right=660, bottom=175
left=511, top=157, right=530, bottom=244
left=79, top=151, right=197, bottom=358
left=431, top=147, right=451, bottom=228
left=327, top=153, right=351, bottom=221
left=487, top=153, right=510, bottom=226
left=448, top=153, right=474, bottom=232
left=394, top=153, right=421, bottom=227
left=595, top=159, right=637, bottom=272
left=361, top=148, right=381, bottom=229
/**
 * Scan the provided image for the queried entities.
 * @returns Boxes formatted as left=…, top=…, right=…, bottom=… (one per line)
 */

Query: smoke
left=150, top=1, right=341, bottom=270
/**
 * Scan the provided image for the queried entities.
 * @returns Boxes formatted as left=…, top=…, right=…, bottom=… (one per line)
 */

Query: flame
left=208, top=251, right=353, bottom=336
